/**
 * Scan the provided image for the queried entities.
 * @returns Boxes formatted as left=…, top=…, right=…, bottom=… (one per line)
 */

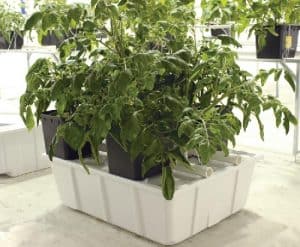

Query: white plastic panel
left=0, top=125, right=48, bottom=176
left=49, top=153, right=255, bottom=245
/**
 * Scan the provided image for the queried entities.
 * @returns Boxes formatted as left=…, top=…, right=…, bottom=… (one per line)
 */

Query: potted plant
left=22, top=0, right=296, bottom=196
left=248, top=0, right=300, bottom=58
left=20, top=0, right=298, bottom=244
left=25, top=0, right=89, bottom=47
left=0, top=2, right=25, bottom=49
left=20, top=56, right=93, bottom=164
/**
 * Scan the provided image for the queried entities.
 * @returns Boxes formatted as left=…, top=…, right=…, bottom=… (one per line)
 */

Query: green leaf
left=287, top=111, right=298, bottom=125
left=217, top=35, right=242, bottom=47
left=165, top=56, right=189, bottom=70
left=26, top=58, right=49, bottom=91
left=284, top=70, right=295, bottom=91
left=169, top=148, right=191, bottom=168
left=218, top=139, right=229, bottom=156
left=78, top=143, right=90, bottom=174
left=143, top=73, right=155, bottom=90
left=88, top=135, right=101, bottom=165
left=283, top=112, right=290, bottom=134
left=275, top=110, right=282, bottom=127
left=108, top=4, right=119, bottom=18
left=178, top=119, right=194, bottom=138
left=63, top=123, right=85, bottom=150
left=42, top=13, right=57, bottom=31
left=121, top=113, right=141, bottom=142
left=255, top=115, right=264, bottom=141
left=55, top=97, right=67, bottom=115
left=24, top=12, right=42, bottom=30
left=199, top=91, right=212, bottom=108
left=118, top=0, right=127, bottom=6
left=174, top=49, right=192, bottom=62
left=266, top=27, right=279, bottom=37
left=242, top=109, right=251, bottom=130
left=274, top=69, right=282, bottom=81
left=197, top=143, right=214, bottom=164
left=83, top=20, right=97, bottom=32
left=115, top=69, right=132, bottom=93
left=25, top=107, right=35, bottom=130
left=48, top=134, right=59, bottom=161
left=68, top=6, right=82, bottom=24
left=133, top=53, right=155, bottom=70
left=144, top=139, right=162, bottom=156
left=162, top=165, right=175, bottom=200
left=91, top=114, right=111, bottom=143
left=91, top=0, right=98, bottom=7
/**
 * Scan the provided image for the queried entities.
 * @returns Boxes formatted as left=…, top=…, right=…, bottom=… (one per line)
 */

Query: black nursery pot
left=0, top=32, right=23, bottom=49
left=41, top=32, right=63, bottom=48
left=211, top=27, right=231, bottom=37
left=106, top=135, right=162, bottom=180
left=256, top=24, right=299, bottom=59
left=41, top=110, right=91, bottom=160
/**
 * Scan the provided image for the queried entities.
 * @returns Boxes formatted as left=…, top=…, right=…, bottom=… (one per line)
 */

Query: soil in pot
left=106, top=135, right=162, bottom=180
left=41, top=110, right=91, bottom=160
left=256, top=24, right=299, bottom=59
left=0, top=32, right=23, bottom=49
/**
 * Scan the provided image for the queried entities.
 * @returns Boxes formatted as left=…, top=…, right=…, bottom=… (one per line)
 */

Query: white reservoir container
left=0, top=119, right=48, bottom=176
left=46, top=153, right=255, bottom=245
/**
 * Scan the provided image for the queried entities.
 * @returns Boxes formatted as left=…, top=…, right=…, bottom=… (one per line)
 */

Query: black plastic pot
left=41, top=110, right=91, bottom=160
left=211, top=27, right=231, bottom=37
left=0, top=32, right=23, bottom=49
left=256, top=24, right=299, bottom=59
left=41, top=32, right=63, bottom=48
left=106, top=135, right=162, bottom=180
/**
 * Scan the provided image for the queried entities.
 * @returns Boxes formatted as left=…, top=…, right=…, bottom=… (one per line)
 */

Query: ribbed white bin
left=0, top=124, right=48, bottom=176
left=47, top=153, right=255, bottom=245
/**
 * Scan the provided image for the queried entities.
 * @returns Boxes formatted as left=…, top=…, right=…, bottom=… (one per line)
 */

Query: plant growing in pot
left=247, top=0, right=300, bottom=58
left=21, top=0, right=297, bottom=198
left=0, top=2, right=25, bottom=49
left=19, top=57, right=94, bottom=164
left=25, top=1, right=90, bottom=47
left=20, top=1, right=298, bottom=244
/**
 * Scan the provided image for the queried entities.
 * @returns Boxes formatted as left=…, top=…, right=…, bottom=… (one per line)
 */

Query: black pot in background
left=41, top=110, right=91, bottom=160
left=106, top=135, right=162, bottom=180
left=211, top=27, right=231, bottom=37
left=0, top=32, right=23, bottom=49
left=41, top=32, right=63, bottom=48
left=256, top=24, right=299, bottom=59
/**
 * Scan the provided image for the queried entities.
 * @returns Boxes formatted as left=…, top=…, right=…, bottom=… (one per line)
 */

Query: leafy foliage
left=0, top=2, right=25, bottom=43
left=20, top=0, right=297, bottom=200
left=247, top=0, right=300, bottom=48
left=25, top=1, right=91, bottom=45
left=200, top=0, right=250, bottom=34
left=200, top=0, right=300, bottom=47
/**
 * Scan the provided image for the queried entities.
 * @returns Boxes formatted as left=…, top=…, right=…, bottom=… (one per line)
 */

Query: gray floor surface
left=0, top=150, right=300, bottom=247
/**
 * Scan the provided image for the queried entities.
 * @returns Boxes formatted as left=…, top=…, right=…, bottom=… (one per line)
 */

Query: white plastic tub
left=0, top=116, right=48, bottom=176
left=47, top=152, right=255, bottom=245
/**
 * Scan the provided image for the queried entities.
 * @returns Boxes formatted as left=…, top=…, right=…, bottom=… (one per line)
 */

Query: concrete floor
left=0, top=148, right=300, bottom=247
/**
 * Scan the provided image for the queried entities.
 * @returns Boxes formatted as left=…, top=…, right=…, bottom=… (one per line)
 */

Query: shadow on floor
left=0, top=168, right=51, bottom=186
left=1, top=206, right=297, bottom=247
